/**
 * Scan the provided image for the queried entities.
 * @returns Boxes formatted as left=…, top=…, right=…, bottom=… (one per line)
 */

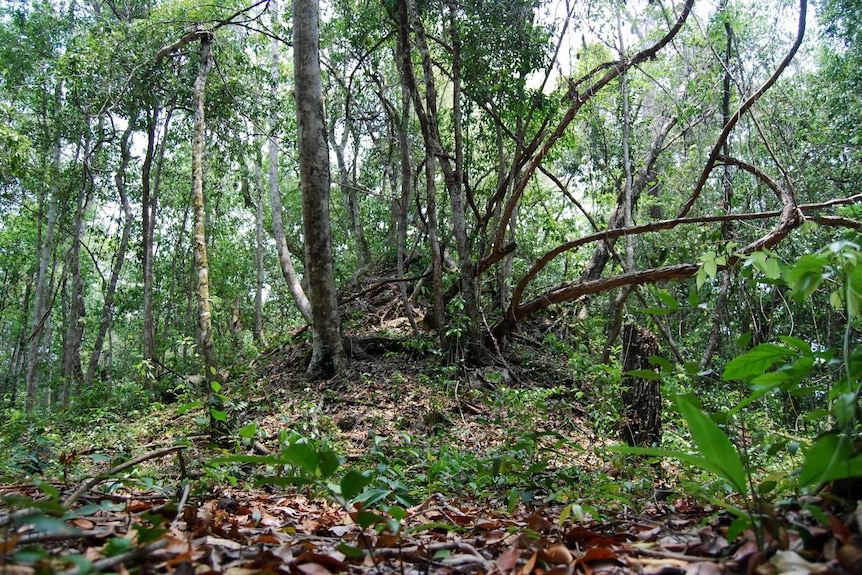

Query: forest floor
left=1, top=282, right=860, bottom=574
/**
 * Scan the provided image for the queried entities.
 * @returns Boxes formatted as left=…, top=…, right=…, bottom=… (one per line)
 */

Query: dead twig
left=63, top=446, right=186, bottom=507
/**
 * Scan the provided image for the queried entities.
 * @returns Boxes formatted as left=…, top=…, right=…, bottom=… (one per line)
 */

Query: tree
left=294, top=0, right=347, bottom=377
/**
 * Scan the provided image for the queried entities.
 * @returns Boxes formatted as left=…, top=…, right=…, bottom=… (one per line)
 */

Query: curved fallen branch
left=63, top=446, right=186, bottom=507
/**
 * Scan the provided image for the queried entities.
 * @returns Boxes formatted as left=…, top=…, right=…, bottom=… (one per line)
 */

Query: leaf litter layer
left=2, top=317, right=861, bottom=574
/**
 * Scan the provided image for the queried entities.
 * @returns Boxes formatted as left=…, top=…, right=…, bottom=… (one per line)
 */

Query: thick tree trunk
left=86, top=120, right=136, bottom=387
left=619, top=323, right=662, bottom=447
left=269, top=0, right=313, bottom=325
left=191, top=32, right=219, bottom=388
left=25, top=140, right=61, bottom=412
left=294, top=0, right=347, bottom=378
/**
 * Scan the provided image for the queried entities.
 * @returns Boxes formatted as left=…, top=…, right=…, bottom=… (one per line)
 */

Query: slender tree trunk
left=444, top=0, right=484, bottom=363
left=702, top=0, right=735, bottom=368
left=331, top=120, right=370, bottom=273
left=396, top=59, right=419, bottom=336
left=191, top=32, right=220, bottom=388
left=269, top=0, right=313, bottom=325
left=396, top=0, right=443, bottom=334
left=63, top=139, right=91, bottom=402
left=25, top=140, right=61, bottom=412
left=294, top=0, right=346, bottom=378
left=86, top=120, right=136, bottom=387
left=603, top=3, right=635, bottom=363
left=8, top=282, right=32, bottom=408
left=141, top=108, right=158, bottom=371
left=253, top=149, right=268, bottom=346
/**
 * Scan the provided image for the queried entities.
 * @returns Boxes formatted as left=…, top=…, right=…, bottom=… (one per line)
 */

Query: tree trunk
left=86, top=120, right=136, bottom=387
left=253, top=149, right=268, bottom=346
left=191, top=32, right=220, bottom=388
left=294, top=0, right=347, bottom=378
left=619, top=323, right=662, bottom=447
left=702, top=0, right=736, bottom=368
left=62, top=138, right=91, bottom=402
left=269, top=0, right=313, bottom=325
left=25, top=139, right=61, bottom=412
left=396, top=0, right=443, bottom=335
left=141, top=108, right=158, bottom=372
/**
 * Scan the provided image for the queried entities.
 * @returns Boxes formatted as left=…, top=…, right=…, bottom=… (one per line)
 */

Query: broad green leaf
left=705, top=260, right=717, bottom=277
left=722, top=344, right=793, bottom=382
left=798, top=433, right=862, bottom=487
left=209, top=408, right=227, bottom=422
left=282, top=441, right=321, bottom=475
left=675, top=395, right=747, bottom=494
left=777, top=336, right=813, bottom=356
left=355, top=510, right=385, bottom=529
left=238, top=424, right=257, bottom=439
left=177, top=401, right=202, bottom=415
left=624, top=369, right=661, bottom=380
left=210, top=380, right=222, bottom=393
left=657, top=290, right=680, bottom=309
left=317, top=446, right=342, bottom=479
left=386, top=505, right=407, bottom=521
left=833, top=393, right=858, bottom=428
left=353, top=487, right=393, bottom=507
left=104, top=537, right=134, bottom=557
left=340, top=470, right=373, bottom=501
left=337, top=543, right=367, bottom=558
left=649, top=356, right=673, bottom=373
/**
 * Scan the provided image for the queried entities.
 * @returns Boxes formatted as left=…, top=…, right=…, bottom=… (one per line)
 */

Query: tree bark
left=396, top=0, right=444, bottom=337
left=63, top=138, right=91, bottom=401
left=620, top=323, right=662, bottom=447
left=294, top=0, right=347, bottom=378
left=25, top=138, right=61, bottom=412
left=253, top=147, right=268, bottom=346
left=191, top=32, right=220, bottom=387
left=269, top=0, right=313, bottom=325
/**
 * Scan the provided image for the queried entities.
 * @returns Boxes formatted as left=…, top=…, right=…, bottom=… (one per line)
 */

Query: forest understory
left=2, top=280, right=861, bottom=575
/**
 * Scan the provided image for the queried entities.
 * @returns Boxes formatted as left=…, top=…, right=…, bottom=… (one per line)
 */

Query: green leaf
left=675, top=395, right=747, bottom=494
left=282, top=440, right=321, bottom=475
left=722, top=344, right=794, bottom=382
left=317, top=445, right=342, bottom=479
left=833, top=393, right=858, bottom=428
left=210, top=380, right=222, bottom=393
left=623, top=369, right=661, bottom=380
left=355, top=510, right=386, bottom=529
left=103, top=537, right=134, bottom=557
left=657, top=290, right=681, bottom=309
left=238, top=423, right=257, bottom=439
left=777, top=336, right=813, bottom=356
left=340, top=470, right=373, bottom=501
left=210, top=408, right=227, bottom=422
left=386, top=505, right=407, bottom=521
left=798, top=433, right=862, bottom=487
left=337, top=543, right=367, bottom=558
left=178, top=401, right=202, bottom=415
left=649, top=356, right=674, bottom=373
